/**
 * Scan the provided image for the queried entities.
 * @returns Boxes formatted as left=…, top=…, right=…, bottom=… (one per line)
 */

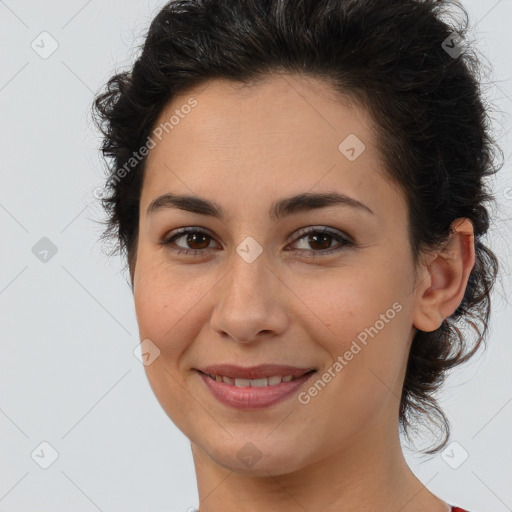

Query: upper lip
left=196, top=364, right=316, bottom=380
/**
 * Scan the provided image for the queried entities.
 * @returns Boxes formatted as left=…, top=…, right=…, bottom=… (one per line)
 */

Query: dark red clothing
left=452, top=507, right=469, bottom=512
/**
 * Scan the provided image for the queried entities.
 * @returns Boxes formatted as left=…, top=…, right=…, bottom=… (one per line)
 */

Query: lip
left=196, top=364, right=316, bottom=380
left=196, top=368, right=317, bottom=410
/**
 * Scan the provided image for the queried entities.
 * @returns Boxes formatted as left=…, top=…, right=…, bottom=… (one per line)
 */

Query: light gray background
left=0, top=1, right=511, bottom=511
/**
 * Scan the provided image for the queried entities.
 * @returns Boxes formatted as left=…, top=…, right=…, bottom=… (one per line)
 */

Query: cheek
left=305, top=262, right=410, bottom=377
left=133, top=260, right=199, bottom=355
left=133, top=264, right=200, bottom=427
left=303, top=264, right=399, bottom=333
left=299, top=273, right=409, bottom=437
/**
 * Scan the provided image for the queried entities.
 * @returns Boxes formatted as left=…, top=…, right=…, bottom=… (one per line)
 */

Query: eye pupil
left=309, top=233, right=332, bottom=250
left=187, top=232, right=210, bottom=249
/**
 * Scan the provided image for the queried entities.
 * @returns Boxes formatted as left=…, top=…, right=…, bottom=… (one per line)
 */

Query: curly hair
left=91, top=0, right=502, bottom=454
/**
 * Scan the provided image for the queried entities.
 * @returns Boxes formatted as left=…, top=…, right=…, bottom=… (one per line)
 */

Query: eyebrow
left=146, top=191, right=375, bottom=221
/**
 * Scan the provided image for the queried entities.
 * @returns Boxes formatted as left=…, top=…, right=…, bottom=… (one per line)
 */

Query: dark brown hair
left=91, top=0, right=502, bottom=454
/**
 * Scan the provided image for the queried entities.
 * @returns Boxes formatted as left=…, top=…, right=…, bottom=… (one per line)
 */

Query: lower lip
left=197, top=370, right=316, bottom=410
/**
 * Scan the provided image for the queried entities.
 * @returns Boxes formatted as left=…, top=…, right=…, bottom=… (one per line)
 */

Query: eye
left=159, top=226, right=354, bottom=257
left=159, top=227, right=219, bottom=256
left=286, top=226, right=354, bottom=257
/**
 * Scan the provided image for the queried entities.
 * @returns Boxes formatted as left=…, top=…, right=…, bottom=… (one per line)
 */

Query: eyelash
left=159, top=226, right=355, bottom=258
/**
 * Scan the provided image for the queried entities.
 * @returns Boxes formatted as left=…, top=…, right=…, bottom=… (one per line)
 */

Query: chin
left=198, top=434, right=311, bottom=476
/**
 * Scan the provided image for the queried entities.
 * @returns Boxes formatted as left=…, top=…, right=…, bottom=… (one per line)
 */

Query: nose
left=209, top=249, right=289, bottom=344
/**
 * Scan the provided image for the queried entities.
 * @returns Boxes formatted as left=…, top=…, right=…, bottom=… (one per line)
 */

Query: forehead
left=146, top=74, right=374, bottom=163
left=141, top=74, right=403, bottom=222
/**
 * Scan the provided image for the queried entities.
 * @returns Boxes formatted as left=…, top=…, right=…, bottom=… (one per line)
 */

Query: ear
left=412, top=218, right=476, bottom=332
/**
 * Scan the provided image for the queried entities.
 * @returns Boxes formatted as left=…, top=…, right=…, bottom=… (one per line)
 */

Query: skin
left=131, top=74, right=475, bottom=512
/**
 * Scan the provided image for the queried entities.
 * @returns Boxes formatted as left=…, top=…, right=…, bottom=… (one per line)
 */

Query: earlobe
left=412, top=218, right=475, bottom=333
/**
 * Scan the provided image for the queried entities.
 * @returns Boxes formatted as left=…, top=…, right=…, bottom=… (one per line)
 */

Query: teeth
left=249, top=378, right=268, bottom=387
left=208, top=374, right=304, bottom=387
left=268, top=375, right=282, bottom=385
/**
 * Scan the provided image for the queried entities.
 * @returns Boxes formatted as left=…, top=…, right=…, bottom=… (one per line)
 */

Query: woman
left=92, top=0, right=502, bottom=510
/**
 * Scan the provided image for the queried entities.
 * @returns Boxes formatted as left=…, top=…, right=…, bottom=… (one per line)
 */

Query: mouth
left=198, top=370, right=316, bottom=387
left=194, top=365, right=318, bottom=409
left=195, top=363, right=317, bottom=383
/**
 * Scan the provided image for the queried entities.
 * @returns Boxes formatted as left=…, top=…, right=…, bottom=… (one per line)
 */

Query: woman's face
left=132, top=74, right=426, bottom=475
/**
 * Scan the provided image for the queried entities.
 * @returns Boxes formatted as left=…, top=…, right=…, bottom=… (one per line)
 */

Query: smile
left=196, top=369, right=317, bottom=409
left=206, top=372, right=312, bottom=387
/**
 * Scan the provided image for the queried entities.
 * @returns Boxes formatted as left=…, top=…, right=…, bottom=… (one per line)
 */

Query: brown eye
left=181, top=231, right=211, bottom=250
left=287, top=226, right=354, bottom=257
left=160, top=228, right=219, bottom=255
left=306, top=232, right=334, bottom=250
